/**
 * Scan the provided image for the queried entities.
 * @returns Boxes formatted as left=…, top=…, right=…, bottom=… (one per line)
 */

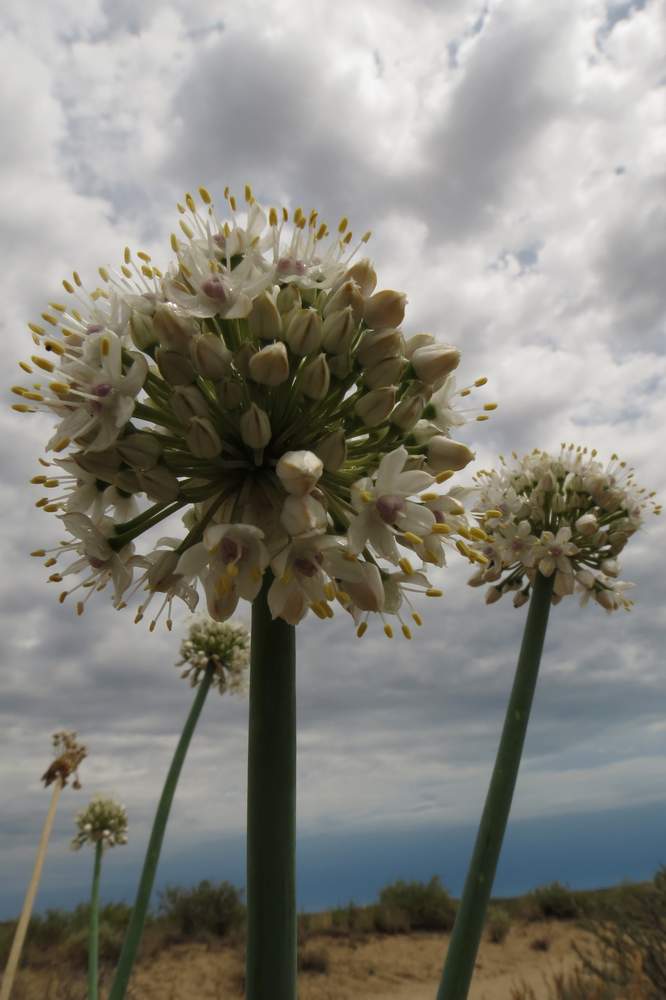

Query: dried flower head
left=16, top=186, right=494, bottom=637
left=468, top=444, right=659, bottom=610
left=177, top=617, right=250, bottom=694
left=71, top=795, right=128, bottom=849
left=41, top=731, right=87, bottom=789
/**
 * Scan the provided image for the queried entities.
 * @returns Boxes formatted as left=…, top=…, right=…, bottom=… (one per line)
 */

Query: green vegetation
left=486, top=906, right=511, bottom=943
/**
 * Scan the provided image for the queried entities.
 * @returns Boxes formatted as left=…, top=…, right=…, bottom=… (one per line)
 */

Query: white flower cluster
left=41, top=730, right=87, bottom=789
left=177, top=617, right=250, bottom=694
left=16, top=186, right=493, bottom=637
left=469, top=445, right=660, bottom=611
left=71, top=795, right=128, bottom=850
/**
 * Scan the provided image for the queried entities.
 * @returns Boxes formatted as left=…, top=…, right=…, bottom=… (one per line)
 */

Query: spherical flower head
left=16, top=185, right=496, bottom=637
left=71, top=796, right=128, bottom=850
left=177, top=616, right=250, bottom=694
left=469, top=444, right=659, bottom=612
left=41, top=731, right=87, bottom=789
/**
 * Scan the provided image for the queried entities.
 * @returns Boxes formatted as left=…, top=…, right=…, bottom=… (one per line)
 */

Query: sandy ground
left=13, top=920, right=591, bottom=1000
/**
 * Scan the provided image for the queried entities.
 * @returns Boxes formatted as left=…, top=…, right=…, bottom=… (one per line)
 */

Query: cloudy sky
left=1, top=0, right=665, bottom=916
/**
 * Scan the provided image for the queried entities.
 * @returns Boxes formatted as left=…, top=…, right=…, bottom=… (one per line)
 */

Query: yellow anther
left=474, top=376, right=488, bottom=387
left=401, top=624, right=412, bottom=640
left=44, top=339, right=65, bottom=355
left=457, top=525, right=471, bottom=539
left=402, top=531, right=423, bottom=545
left=282, top=206, right=289, bottom=221
left=384, top=623, right=394, bottom=638
left=294, top=207, right=304, bottom=225
left=310, top=603, right=327, bottom=620
left=226, top=563, right=239, bottom=577
left=483, top=510, right=502, bottom=519
left=336, top=590, right=351, bottom=604
left=199, top=186, right=212, bottom=204
left=412, top=612, right=423, bottom=626
left=149, top=620, right=157, bottom=632
left=420, top=492, right=438, bottom=502
left=483, top=403, right=498, bottom=411
left=456, top=540, right=472, bottom=558
left=141, top=265, right=154, bottom=279
left=12, top=386, right=27, bottom=397
left=121, top=265, right=133, bottom=278
left=134, top=612, right=144, bottom=624
left=185, top=192, right=196, bottom=212
left=244, top=184, right=253, bottom=203
left=19, top=362, right=33, bottom=373
left=124, top=246, right=132, bottom=263
left=323, top=602, right=334, bottom=618
left=308, top=209, right=318, bottom=226
left=49, top=302, right=66, bottom=312
left=44, top=557, right=57, bottom=567
left=43, top=504, right=59, bottom=512
left=28, top=322, right=45, bottom=336
left=460, top=388, right=471, bottom=397
left=23, top=392, right=43, bottom=401
left=356, top=622, right=368, bottom=638
left=48, top=573, right=63, bottom=582
left=41, top=312, right=58, bottom=326
left=426, top=588, right=443, bottom=597
left=229, top=195, right=237, bottom=210
left=436, top=471, right=454, bottom=483
left=324, top=582, right=336, bottom=601
left=30, top=476, right=46, bottom=484
left=62, top=279, right=75, bottom=294
left=59, top=591, right=68, bottom=603
left=31, top=356, right=55, bottom=373
left=30, top=548, right=46, bottom=557
left=315, top=223, right=328, bottom=240
left=100, top=337, right=110, bottom=356
left=398, top=557, right=414, bottom=576
left=35, top=498, right=48, bottom=507
left=431, top=523, right=452, bottom=535
left=469, top=527, right=488, bottom=541
left=360, top=490, right=373, bottom=503
left=476, top=415, right=490, bottom=422
left=52, top=437, right=70, bottom=452
left=73, top=271, right=82, bottom=286
left=361, top=231, right=371, bottom=243
left=49, top=382, right=69, bottom=394
left=170, top=233, right=180, bottom=252
left=179, top=220, right=194, bottom=239
left=98, top=266, right=110, bottom=282
left=472, top=551, right=489, bottom=565
left=342, top=231, right=353, bottom=244
left=12, top=403, right=35, bottom=412
left=338, top=216, right=348, bottom=233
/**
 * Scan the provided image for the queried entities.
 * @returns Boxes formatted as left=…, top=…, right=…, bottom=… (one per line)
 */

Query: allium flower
left=71, top=796, right=128, bottom=850
left=176, top=617, right=250, bottom=694
left=15, top=186, right=492, bottom=635
left=41, top=731, right=87, bottom=789
left=468, top=444, right=660, bottom=610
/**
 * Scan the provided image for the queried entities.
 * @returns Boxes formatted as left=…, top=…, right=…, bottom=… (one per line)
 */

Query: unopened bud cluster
left=468, top=445, right=659, bottom=611
left=41, top=731, right=87, bottom=789
left=71, top=796, right=128, bottom=849
left=16, top=187, right=493, bottom=636
left=177, top=617, right=250, bottom=694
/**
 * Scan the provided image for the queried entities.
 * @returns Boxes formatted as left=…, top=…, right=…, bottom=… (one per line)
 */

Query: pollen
left=199, top=186, right=212, bottom=204
left=356, top=622, right=368, bottom=638
left=398, top=557, right=414, bottom=575
left=402, top=531, right=423, bottom=546
left=431, top=524, right=452, bottom=535
left=412, top=612, right=423, bottom=626
left=426, top=588, right=443, bottom=597
left=383, top=623, right=393, bottom=638
left=401, top=624, right=412, bottom=640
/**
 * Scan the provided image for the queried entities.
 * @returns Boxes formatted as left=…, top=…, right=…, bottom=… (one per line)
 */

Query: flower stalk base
left=246, top=576, right=297, bottom=1000
left=88, top=841, right=103, bottom=1000
left=437, top=570, right=554, bottom=1000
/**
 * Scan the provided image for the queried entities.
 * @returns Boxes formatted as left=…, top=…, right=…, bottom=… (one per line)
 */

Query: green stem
left=108, top=663, right=215, bottom=1000
left=88, top=841, right=103, bottom=1000
left=437, top=570, right=555, bottom=1000
left=246, top=576, right=297, bottom=1000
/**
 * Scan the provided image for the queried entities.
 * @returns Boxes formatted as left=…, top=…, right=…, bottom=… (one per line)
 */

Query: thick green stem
left=108, top=664, right=214, bottom=1000
left=246, top=577, right=297, bottom=1000
left=88, top=842, right=103, bottom=1000
left=437, top=571, right=555, bottom=1000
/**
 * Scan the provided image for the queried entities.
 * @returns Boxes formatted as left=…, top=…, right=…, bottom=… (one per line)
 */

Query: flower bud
left=355, top=387, right=397, bottom=427
left=411, top=345, right=461, bottom=386
left=575, top=513, right=598, bottom=536
left=217, top=380, right=243, bottom=410
left=344, top=563, right=385, bottom=612
left=315, top=428, right=347, bottom=472
left=356, top=328, right=403, bottom=367
left=285, top=309, right=322, bottom=355
left=601, top=558, right=619, bottom=577
left=233, top=343, right=255, bottom=378
left=170, top=387, right=209, bottom=425
left=129, top=310, right=159, bottom=352
left=186, top=417, right=223, bottom=459
left=190, top=333, right=232, bottom=379
left=323, top=280, right=364, bottom=324
left=485, top=586, right=502, bottom=604
left=280, top=494, right=327, bottom=536
left=117, top=433, right=162, bottom=470
left=363, top=356, right=406, bottom=389
left=277, top=284, right=301, bottom=314
left=343, top=258, right=377, bottom=297
left=114, top=468, right=141, bottom=493
left=363, top=290, right=406, bottom=330
left=427, top=436, right=475, bottom=472
left=328, top=354, right=352, bottom=379
left=75, top=449, right=121, bottom=480
left=322, top=307, right=356, bottom=354
left=404, top=333, right=435, bottom=359
left=240, top=404, right=271, bottom=449
left=137, top=465, right=180, bottom=502
left=248, top=291, right=282, bottom=340
left=595, top=588, right=616, bottom=611
left=155, top=348, right=196, bottom=386
left=390, top=393, right=426, bottom=430
left=301, top=354, right=330, bottom=400
left=153, top=304, right=198, bottom=354
left=276, top=450, right=323, bottom=496
left=513, top=589, right=529, bottom=608
left=249, top=342, right=290, bottom=386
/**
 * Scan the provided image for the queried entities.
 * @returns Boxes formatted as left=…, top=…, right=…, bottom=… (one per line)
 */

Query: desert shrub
left=159, top=879, right=245, bottom=938
left=487, top=906, right=511, bottom=943
left=377, top=876, right=455, bottom=931
left=298, top=946, right=330, bottom=974
left=0, top=922, right=16, bottom=966
left=372, top=903, right=411, bottom=934
left=530, top=882, right=579, bottom=920
left=27, top=908, right=74, bottom=949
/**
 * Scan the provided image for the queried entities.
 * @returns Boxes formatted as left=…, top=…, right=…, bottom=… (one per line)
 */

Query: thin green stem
left=88, top=841, right=103, bottom=1000
left=108, top=663, right=215, bottom=1000
left=246, top=576, right=297, bottom=1000
left=437, top=570, right=555, bottom=1000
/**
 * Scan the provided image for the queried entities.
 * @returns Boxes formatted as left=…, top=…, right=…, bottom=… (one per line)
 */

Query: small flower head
left=71, top=796, right=128, bottom=850
left=16, top=187, right=492, bottom=635
left=176, top=617, right=250, bottom=694
left=469, top=444, right=659, bottom=611
left=41, top=731, right=87, bottom=789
